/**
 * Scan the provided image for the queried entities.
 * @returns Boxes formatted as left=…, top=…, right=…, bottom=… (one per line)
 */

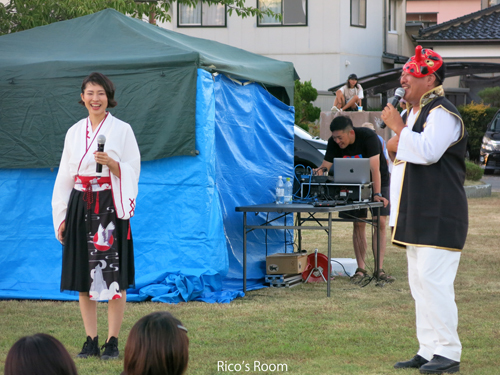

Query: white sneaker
left=331, top=106, right=340, bottom=113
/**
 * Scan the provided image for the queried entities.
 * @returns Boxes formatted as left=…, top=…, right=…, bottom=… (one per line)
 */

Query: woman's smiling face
left=80, top=82, right=108, bottom=117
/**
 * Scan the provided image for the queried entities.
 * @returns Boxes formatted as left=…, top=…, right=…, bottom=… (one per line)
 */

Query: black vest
left=392, top=97, right=468, bottom=251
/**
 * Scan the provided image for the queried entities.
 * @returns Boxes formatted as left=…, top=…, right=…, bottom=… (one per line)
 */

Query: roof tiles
left=418, top=4, right=500, bottom=41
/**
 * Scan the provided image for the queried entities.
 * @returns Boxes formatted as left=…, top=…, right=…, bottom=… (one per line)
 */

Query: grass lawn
left=1, top=194, right=499, bottom=375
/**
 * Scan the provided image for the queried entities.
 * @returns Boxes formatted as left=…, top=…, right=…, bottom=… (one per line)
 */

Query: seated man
left=332, top=74, right=364, bottom=112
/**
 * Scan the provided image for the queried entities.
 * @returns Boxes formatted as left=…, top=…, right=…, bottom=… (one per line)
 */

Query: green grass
left=1, top=194, right=500, bottom=374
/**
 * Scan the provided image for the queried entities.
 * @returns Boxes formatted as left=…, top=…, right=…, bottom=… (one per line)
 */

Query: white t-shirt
left=339, top=84, right=364, bottom=101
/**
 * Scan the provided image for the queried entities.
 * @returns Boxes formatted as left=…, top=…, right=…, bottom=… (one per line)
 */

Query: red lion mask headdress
left=403, top=45, right=443, bottom=78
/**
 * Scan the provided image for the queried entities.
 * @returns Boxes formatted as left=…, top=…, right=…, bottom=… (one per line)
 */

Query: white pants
left=407, top=246, right=461, bottom=362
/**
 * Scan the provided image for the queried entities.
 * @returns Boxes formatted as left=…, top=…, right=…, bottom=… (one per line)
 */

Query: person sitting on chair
left=332, top=74, right=364, bottom=112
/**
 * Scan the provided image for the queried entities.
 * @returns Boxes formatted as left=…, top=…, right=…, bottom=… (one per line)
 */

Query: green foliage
left=0, top=0, right=280, bottom=35
left=465, top=160, right=484, bottom=181
left=457, top=102, right=498, bottom=161
left=478, top=86, right=500, bottom=107
left=294, top=80, right=321, bottom=132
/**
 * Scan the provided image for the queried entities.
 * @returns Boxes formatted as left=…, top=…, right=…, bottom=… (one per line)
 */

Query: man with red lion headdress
left=381, top=46, right=468, bottom=374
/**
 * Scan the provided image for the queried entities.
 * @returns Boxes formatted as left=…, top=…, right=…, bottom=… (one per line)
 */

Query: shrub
left=457, top=102, right=498, bottom=161
left=294, top=80, right=321, bottom=132
left=465, top=160, right=484, bottom=181
left=478, top=86, right=500, bottom=107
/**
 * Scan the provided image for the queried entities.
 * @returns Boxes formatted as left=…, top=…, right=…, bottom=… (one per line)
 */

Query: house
left=413, top=3, right=500, bottom=103
left=406, top=0, right=482, bottom=27
left=159, top=0, right=409, bottom=111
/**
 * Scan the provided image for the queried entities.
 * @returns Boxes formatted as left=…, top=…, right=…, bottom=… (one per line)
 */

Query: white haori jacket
left=52, top=113, right=141, bottom=238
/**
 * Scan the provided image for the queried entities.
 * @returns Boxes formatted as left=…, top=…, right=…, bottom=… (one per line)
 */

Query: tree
left=0, top=0, right=279, bottom=35
left=294, top=80, right=321, bottom=132
left=478, top=86, right=500, bottom=108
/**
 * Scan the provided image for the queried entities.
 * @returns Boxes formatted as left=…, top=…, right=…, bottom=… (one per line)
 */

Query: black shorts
left=339, top=185, right=390, bottom=219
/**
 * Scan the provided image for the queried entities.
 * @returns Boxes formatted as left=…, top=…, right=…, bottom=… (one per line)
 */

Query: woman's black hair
left=123, top=311, right=189, bottom=375
left=5, top=333, right=78, bottom=375
left=346, top=74, right=358, bottom=88
left=433, top=63, right=446, bottom=86
left=79, top=72, right=117, bottom=108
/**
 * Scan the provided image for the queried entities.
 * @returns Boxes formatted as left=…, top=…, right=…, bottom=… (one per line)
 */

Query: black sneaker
left=77, top=336, right=100, bottom=358
left=101, top=336, right=119, bottom=360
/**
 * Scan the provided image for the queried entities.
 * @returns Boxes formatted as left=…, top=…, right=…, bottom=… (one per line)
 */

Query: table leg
left=327, top=212, right=332, bottom=297
left=375, top=207, right=380, bottom=279
left=243, top=212, right=247, bottom=293
left=298, top=211, right=302, bottom=251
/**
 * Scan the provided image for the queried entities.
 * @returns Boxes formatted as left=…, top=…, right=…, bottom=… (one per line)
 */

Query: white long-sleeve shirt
left=397, top=107, right=462, bottom=164
left=389, top=107, right=461, bottom=227
left=52, top=113, right=141, bottom=238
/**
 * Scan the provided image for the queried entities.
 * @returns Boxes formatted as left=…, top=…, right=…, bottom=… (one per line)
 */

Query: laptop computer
left=331, top=158, right=371, bottom=184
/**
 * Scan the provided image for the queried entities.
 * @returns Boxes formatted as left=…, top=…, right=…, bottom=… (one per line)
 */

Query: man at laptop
left=314, top=116, right=394, bottom=284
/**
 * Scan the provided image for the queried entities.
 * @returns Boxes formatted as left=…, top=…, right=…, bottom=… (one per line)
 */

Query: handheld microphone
left=96, top=135, right=106, bottom=173
left=380, top=87, right=406, bottom=129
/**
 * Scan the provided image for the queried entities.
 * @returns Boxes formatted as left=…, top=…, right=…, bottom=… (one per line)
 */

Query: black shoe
left=77, top=336, right=100, bottom=358
left=101, top=336, right=119, bottom=360
left=419, top=355, right=460, bottom=374
left=394, top=354, right=429, bottom=369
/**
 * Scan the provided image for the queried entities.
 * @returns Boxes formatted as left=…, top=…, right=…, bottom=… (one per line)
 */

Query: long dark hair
left=123, top=311, right=189, bottom=375
left=5, top=333, right=78, bottom=375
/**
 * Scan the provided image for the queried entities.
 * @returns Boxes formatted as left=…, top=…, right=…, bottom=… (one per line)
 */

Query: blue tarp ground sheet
left=0, top=69, right=294, bottom=303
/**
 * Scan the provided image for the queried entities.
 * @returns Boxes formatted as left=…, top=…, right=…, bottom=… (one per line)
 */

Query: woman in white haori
left=52, top=72, right=140, bottom=360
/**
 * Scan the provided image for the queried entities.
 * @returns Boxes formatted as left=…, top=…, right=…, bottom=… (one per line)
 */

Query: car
left=479, top=110, right=500, bottom=174
left=294, top=125, right=328, bottom=170
left=293, top=125, right=328, bottom=197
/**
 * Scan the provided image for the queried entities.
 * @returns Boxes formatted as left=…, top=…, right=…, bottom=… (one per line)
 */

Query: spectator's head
left=361, top=122, right=375, bottom=131
left=5, top=333, right=78, bottom=375
left=123, top=311, right=189, bottom=375
left=347, top=73, right=358, bottom=88
left=400, top=46, right=445, bottom=106
left=330, top=116, right=355, bottom=149
left=399, top=99, right=407, bottom=110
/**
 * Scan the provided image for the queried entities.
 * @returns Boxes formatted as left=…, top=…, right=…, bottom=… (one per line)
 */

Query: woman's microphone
left=380, top=87, right=406, bottom=129
left=96, top=135, right=106, bottom=173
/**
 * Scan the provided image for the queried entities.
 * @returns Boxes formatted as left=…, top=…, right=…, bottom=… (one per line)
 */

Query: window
left=178, top=1, right=226, bottom=27
left=351, top=0, right=366, bottom=28
left=388, top=0, right=397, bottom=31
left=257, top=0, right=307, bottom=26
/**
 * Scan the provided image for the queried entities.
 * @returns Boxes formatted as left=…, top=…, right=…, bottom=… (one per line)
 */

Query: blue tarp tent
left=0, top=9, right=297, bottom=302
left=0, top=70, right=295, bottom=302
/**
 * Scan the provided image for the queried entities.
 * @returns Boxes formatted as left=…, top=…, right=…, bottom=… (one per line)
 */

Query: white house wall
left=434, top=45, right=500, bottom=60
left=160, top=0, right=385, bottom=99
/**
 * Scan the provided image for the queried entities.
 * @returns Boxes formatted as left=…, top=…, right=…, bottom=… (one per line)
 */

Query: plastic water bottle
left=275, top=176, right=284, bottom=204
left=284, top=177, right=293, bottom=204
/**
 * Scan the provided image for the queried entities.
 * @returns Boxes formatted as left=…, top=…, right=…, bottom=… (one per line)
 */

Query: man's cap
left=403, top=45, right=443, bottom=80
left=348, top=74, right=358, bottom=80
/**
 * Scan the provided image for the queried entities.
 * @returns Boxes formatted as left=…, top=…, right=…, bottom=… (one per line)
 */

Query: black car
left=293, top=126, right=328, bottom=196
left=479, top=110, right=500, bottom=174
left=294, top=125, right=327, bottom=170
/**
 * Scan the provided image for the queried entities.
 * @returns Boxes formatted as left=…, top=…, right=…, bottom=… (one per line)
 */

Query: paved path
left=481, top=171, right=500, bottom=192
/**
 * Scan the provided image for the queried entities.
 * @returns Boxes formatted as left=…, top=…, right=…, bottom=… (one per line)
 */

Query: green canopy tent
left=0, top=8, right=298, bottom=169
